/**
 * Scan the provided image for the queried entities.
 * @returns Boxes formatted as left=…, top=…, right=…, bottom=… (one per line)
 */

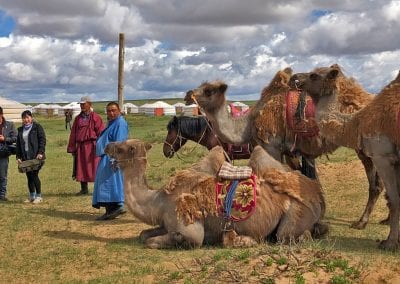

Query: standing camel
left=105, top=138, right=327, bottom=249
left=189, top=67, right=385, bottom=229
left=289, top=66, right=400, bottom=251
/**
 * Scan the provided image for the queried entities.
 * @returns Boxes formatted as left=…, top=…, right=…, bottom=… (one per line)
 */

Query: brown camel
left=105, top=138, right=327, bottom=249
left=189, top=68, right=386, bottom=229
left=289, top=66, right=400, bottom=251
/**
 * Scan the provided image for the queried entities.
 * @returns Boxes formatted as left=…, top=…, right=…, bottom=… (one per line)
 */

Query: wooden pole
left=118, top=33, right=125, bottom=111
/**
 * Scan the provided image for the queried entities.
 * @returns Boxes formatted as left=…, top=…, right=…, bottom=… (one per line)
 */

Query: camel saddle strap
left=285, top=90, right=319, bottom=138
left=226, top=143, right=251, bottom=156
left=216, top=174, right=257, bottom=222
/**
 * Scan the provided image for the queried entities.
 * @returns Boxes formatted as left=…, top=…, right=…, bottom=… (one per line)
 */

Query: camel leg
left=351, top=150, right=386, bottom=229
left=139, top=227, right=168, bottom=242
left=275, top=203, right=321, bottom=243
left=145, top=233, right=176, bottom=249
left=366, top=139, right=399, bottom=250
left=145, top=221, right=205, bottom=249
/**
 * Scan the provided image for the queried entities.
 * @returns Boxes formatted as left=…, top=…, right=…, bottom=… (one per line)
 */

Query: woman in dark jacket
left=16, top=110, right=46, bottom=203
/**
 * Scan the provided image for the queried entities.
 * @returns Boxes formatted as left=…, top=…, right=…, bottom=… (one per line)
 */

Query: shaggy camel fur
left=190, top=69, right=386, bottom=229
left=105, top=139, right=327, bottom=249
left=290, top=66, right=400, bottom=251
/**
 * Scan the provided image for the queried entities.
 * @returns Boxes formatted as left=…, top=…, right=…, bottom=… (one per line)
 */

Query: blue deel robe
left=92, top=115, right=128, bottom=208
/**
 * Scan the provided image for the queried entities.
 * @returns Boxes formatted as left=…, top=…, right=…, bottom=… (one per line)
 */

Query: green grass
left=0, top=113, right=399, bottom=283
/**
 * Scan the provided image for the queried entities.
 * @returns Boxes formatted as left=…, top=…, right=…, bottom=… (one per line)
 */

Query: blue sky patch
left=0, top=10, right=15, bottom=37
left=310, top=10, right=332, bottom=22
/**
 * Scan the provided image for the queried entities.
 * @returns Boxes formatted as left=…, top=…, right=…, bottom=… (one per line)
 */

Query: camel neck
left=315, top=90, right=358, bottom=148
left=204, top=104, right=252, bottom=145
left=123, top=160, right=164, bottom=226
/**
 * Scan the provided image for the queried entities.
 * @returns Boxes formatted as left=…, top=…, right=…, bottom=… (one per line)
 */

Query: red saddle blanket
left=216, top=174, right=257, bottom=222
left=285, top=90, right=319, bottom=138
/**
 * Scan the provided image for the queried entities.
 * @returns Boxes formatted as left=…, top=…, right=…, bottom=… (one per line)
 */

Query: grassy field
left=0, top=112, right=399, bottom=283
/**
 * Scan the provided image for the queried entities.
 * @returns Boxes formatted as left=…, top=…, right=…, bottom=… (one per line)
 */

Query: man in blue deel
left=92, top=102, right=129, bottom=220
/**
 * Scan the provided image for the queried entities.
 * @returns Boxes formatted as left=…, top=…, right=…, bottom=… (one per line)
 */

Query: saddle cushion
left=218, top=161, right=252, bottom=180
left=216, top=174, right=257, bottom=222
left=285, top=90, right=319, bottom=138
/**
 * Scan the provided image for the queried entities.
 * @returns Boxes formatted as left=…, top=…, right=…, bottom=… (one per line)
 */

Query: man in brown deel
left=67, top=96, right=104, bottom=195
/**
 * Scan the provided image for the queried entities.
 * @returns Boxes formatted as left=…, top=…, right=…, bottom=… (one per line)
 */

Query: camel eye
left=310, top=73, right=319, bottom=81
left=204, top=89, right=212, bottom=97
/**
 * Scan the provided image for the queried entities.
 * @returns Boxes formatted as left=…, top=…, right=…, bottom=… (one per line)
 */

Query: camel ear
left=145, top=142, right=152, bottom=151
left=330, top=63, right=341, bottom=70
left=310, top=73, right=321, bottom=81
left=219, top=83, right=228, bottom=94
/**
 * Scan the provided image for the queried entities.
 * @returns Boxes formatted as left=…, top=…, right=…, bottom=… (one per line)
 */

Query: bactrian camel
left=105, top=138, right=327, bottom=249
left=289, top=66, right=400, bottom=251
left=189, top=68, right=386, bottom=229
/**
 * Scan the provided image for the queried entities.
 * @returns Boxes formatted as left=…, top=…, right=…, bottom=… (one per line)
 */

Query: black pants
left=26, top=170, right=41, bottom=194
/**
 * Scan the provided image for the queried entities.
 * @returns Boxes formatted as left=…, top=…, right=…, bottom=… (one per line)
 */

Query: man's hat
left=80, top=96, right=92, bottom=104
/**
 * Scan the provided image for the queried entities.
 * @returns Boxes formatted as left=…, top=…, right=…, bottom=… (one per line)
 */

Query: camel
left=104, top=138, right=327, bottom=249
left=189, top=68, right=386, bottom=229
left=289, top=66, right=400, bottom=250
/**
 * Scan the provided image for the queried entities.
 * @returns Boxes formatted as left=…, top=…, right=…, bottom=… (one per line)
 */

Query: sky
left=0, top=0, right=399, bottom=103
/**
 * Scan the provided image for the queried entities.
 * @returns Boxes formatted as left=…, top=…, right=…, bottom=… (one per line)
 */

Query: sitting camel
left=188, top=68, right=386, bottom=230
left=105, top=138, right=327, bottom=249
left=289, top=67, right=400, bottom=251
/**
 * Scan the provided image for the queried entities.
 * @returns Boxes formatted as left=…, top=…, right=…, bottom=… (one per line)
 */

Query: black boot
left=76, top=182, right=89, bottom=195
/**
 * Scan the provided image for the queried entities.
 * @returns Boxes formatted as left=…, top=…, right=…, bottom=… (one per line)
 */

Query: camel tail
left=311, top=222, right=329, bottom=239
left=300, top=157, right=317, bottom=179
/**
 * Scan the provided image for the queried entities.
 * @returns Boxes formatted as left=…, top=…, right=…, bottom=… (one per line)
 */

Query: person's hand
left=37, top=154, right=43, bottom=160
left=17, top=159, right=22, bottom=164
left=0, top=134, right=4, bottom=142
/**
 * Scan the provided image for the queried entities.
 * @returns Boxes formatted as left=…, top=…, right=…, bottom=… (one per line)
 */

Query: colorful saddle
left=216, top=162, right=256, bottom=222
left=286, top=90, right=319, bottom=138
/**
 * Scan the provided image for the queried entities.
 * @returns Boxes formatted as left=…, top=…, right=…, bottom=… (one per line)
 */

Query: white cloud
left=0, top=0, right=398, bottom=102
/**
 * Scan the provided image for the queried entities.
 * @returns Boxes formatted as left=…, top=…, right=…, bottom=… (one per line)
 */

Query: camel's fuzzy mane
left=261, top=168, right=325, bottom=218
left=336, top=76, right=374, bottom=113
left=167, top=116, right=209, bottom=137
left=252, top=70, right=291, bottom=140
left=259, top=68, right=292, bottom=98
left=319, top=76, right=400, bottom=147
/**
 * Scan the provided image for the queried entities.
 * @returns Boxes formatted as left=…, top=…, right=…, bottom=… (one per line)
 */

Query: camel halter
left=164, top=119, right=209, bottom=161
left=108, top=146, right=148, bottom=171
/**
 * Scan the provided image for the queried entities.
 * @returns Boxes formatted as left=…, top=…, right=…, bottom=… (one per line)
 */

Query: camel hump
left=248, top=146, right=287, bottom=174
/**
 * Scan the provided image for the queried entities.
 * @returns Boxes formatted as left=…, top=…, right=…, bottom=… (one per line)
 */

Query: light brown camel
left=105, top=138, right=327, bottom=249
left=289, top=66, right=400, bottom=251
left=189, top=68, right=386, bottom=229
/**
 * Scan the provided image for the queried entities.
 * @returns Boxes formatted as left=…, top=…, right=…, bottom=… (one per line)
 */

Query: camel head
left=184, top=90, right=195, bottom=105
left=289, top=64, right=342, bottom=101
left=105, top=138, right=152, bottom=170
left=191, top=81, right=228, bottom=113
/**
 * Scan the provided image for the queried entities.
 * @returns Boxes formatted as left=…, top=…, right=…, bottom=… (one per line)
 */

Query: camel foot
left=298, top=230, right=313, bottom=243
left=139, top=227, right=167, bottom=242
left=222, top=230, right=258, bottom=248
left=312, top=222, right=329, bottom=238
left=350, top=220, right=367, bottom=230
left=378, top=239, right=399, bottom=251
